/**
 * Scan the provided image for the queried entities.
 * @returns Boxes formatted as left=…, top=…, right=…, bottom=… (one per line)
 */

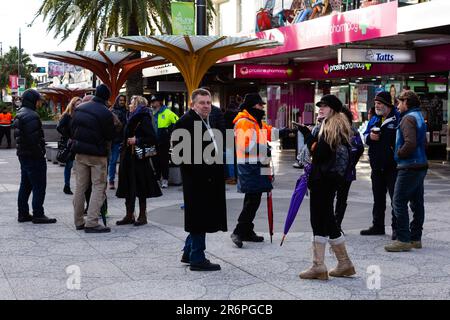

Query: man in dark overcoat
left=172, top=88, right=227, bottom=271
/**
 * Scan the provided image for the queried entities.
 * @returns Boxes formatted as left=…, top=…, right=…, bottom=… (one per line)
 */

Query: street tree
left=0, top=47, right=36, bottom=95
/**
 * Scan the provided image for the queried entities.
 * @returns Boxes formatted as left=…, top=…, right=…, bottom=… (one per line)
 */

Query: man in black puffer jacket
left=14, top=89, right=57, bottom=224
left=71, top=84, right=114, bottom=233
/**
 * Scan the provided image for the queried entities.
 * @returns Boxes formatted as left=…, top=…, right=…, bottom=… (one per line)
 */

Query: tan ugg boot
left=299, top=236, right=329, bottom=280
left=329, top=235, right=356, bottom=277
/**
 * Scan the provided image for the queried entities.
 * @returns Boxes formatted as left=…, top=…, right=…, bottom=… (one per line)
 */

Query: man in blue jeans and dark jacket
left=361, top=91, right=399, bottom=239
left=14, top=89, right=57, bottom=224
left=385, top=90, right=428, bottom=252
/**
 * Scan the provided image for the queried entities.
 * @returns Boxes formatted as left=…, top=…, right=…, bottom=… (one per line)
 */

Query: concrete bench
left=45, top=142, right=59, bottom=164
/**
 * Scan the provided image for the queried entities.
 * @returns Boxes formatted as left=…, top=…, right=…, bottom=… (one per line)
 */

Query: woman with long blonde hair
left=297, top=94, right=356, bottom=281
left=57, top=96, right=83, bottom=195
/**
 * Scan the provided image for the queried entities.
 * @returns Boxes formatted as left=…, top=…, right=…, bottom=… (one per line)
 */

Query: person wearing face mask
left=297, top=94, right=355, bottom=280
left=361, top=91, right=400, bottom=239
left=230, top=93, right=275, bottom=248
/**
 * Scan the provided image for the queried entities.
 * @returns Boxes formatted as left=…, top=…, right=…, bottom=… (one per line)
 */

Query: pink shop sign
left=221, top=1, right=398, bottom=63
left=234, top=64, right=297, bottom=80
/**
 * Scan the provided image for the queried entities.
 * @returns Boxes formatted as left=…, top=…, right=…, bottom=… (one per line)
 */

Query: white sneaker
left=161, top=179, right=169, bottom=188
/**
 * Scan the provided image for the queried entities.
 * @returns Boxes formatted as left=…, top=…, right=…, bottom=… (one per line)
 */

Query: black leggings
left=126, top=196, right=146, bottom=213
left=334, top=180, right=352, bottom=228
left=309, top=177, right=342, bottom=239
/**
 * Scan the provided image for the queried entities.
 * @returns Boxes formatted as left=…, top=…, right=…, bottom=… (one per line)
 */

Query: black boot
left=32, top=215, right=57, bottom=224
left=18, top=214, right=33, bottom=223
left=63, top=185, right=73, bottom=195
left=116, top=208, right=135, bottom=225
left=241, top=231, right=264, bottom=242
left=360, top=226, right=385, bottom=235
left=190, top=259, right=221, bottom=271
left=134, top=199, right=147, bottom=226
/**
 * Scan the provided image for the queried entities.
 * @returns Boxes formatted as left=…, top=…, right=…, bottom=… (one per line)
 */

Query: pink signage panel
left=221, top=1, right=398, bottom=63
left=297, top=44, right=450, bottom=79
left=234, top=64, right=297, bottom=80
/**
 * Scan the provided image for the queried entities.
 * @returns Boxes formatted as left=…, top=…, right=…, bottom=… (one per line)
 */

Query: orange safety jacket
left=233, top=109, right=273, bottom=164
left=0, top=113, right=13, bottom=126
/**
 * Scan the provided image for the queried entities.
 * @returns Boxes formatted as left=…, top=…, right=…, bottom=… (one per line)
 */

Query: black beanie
left=21, top=89, right=42, bottom=110
left=95, top=84, right=111, bottom=102
left=374, top=91, right=394, bottom=108
left=316, top=94, right=343, bottom=113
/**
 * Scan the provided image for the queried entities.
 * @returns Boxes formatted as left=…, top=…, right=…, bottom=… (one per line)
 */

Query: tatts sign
left=234, top=64, right=297, bottom=80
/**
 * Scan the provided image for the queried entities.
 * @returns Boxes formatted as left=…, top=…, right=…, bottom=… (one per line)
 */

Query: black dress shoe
left=181, top=252, right=190, bottom=264
left=18, top=214, right=33, bottom=223
left=360, top=226, right=385, bottom=236
left=241, top=233, right=264, bottom=242
left=32, top=215, right=57, bottom=224
left=190, top=259, right=221, bottom=271
left=63, top=185, right=73, bottom=195
left=76, top=224, right=85, bottom=230
left=230, top=233, right=243, bottom=248
left=84, top=225, right=111, bottom=233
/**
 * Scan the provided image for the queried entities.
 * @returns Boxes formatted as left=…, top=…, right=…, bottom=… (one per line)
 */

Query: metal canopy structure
left=39, top=87, right=95, bottom=113
left=104, top=35, right=282, bottom=97
left=34, top=51, right=166, bottom=103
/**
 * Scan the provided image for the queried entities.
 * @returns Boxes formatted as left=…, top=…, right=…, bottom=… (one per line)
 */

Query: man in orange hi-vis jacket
left=230, top=93, right=279, bottom=248
left=0, top=107, right=13, bottom=148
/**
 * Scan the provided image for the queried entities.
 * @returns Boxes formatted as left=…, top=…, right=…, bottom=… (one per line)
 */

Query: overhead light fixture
left=430, top=75, right=436, bottom=78
left=409, top=76, right=414, bottom=79
left=284, top=82, right=288, bottom=85
left=358, top=77, right=363, bottom=80
left=355, top=80, right=360, bottom=83
left=310, top=82, right=315, bottom=85
left=371, top=79, right=377, bottom=81
left=250, top=82, right=255, bottom=84
left=390, top=77, right=395, bottom=80
left=341, top=78, right=347, bottom=81
left=325, top=80, right=331, bottom=82
left=376, top=76, right=381, bottom=79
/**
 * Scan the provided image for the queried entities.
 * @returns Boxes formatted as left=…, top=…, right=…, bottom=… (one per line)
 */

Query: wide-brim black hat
left=316, top=94, right=343, bottom=113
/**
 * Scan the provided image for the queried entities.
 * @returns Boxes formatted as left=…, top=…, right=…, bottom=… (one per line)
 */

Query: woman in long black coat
left=172, top=89, right=227, bottom=271
left=116, top=96, right=162, bottom=226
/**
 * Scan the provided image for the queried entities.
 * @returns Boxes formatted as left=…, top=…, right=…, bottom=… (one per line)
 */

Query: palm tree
left=0, top=47, right=36, bottom=93
left=35, top=0, right=215, bottom=97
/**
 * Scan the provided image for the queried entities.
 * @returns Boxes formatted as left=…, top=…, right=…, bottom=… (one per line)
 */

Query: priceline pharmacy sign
left=324, top=63, right=372, bottom=75
left=338, top=48, right=416, bottom=64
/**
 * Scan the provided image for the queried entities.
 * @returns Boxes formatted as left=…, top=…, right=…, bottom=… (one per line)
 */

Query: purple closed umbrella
left=280, top=163, right=312, bottom=246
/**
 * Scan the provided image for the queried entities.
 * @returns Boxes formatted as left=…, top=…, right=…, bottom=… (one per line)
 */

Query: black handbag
left=57, top=139, right=74, bottom=163
left=135, top=145, right=157, bottom=160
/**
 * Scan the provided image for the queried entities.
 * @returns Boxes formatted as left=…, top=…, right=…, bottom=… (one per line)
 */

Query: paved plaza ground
left=0, top=145, right=450, bottom=300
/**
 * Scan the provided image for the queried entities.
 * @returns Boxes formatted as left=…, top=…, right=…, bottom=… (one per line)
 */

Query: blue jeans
left=393, top=168, right=427, bottom=242
left=64, top=160, right=74, bottom=187
left=225, top=148, right=236, bottom=179
left=183, top=233, right=206, bottom=264
left=108, top=142, right=121, bottom=183
left=18, top=157, right=47, bottom=217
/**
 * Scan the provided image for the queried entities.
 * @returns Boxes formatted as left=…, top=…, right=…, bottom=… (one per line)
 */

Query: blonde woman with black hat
left=297, top=94, right=356, bottom=280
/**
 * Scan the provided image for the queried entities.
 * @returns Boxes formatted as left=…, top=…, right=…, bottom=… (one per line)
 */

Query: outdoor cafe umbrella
left=280, top=163, right=312, bottom=246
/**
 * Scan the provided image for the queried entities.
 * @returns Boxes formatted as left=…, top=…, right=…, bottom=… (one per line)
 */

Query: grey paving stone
left=86, top=280, right=207, bottom=300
